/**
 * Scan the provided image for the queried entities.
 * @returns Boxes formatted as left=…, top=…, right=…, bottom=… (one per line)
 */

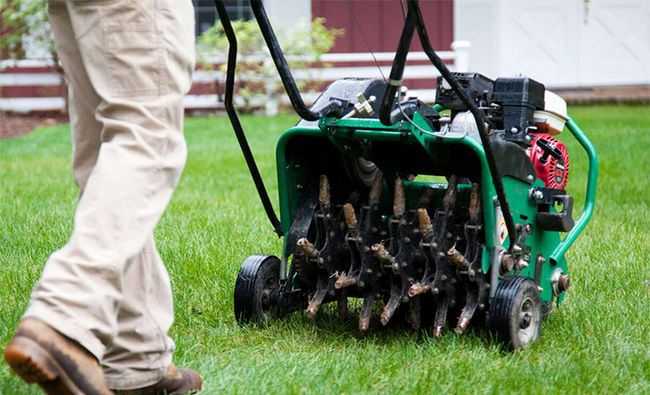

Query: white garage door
left=455, top=0, right=650, bottom=88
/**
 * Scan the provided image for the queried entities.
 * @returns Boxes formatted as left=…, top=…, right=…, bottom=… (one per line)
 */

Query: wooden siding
left=311, top=0, right=454, bottom=53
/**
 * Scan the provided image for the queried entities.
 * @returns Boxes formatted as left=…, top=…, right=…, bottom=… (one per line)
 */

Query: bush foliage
left=197, top=17, right=343, bottom=113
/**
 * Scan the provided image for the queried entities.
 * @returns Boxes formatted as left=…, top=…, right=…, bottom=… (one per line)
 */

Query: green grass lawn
left=1, top=106, right=648, bottom=393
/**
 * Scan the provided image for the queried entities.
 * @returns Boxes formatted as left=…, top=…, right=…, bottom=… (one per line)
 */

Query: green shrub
left=197, top=17, right=343, bottom=114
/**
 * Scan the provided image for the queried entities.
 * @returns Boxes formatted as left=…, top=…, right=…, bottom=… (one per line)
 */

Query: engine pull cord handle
left=406, top=0, right=518, bottom=252
left=213, top=0, right=282, bottom=237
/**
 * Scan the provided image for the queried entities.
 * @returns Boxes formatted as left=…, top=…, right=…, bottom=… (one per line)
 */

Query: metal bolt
left=366, top=268, right=373, bottom=274
left=404, top=237, right=411, bottom=244
left=359, top=281, right=365, bottom=288
left=432, top=287, right=439, bottom=295
left=534, top=190, right=544, bottom=200
left=510, top=127, right=518, bottom=134
left=527, top=175, right=535, bottom=183
left=558, top=274, right=571, bottom=292
left=479, top=303, right=485, bottom=310
left=441, top=275, right=448, bottom=281
left=538, top=286, right=544, bottom=293
left=451, top=278, right=457, bottom=284
left=469, top=269, right=475, bottom=277
left=518, top=259, right=529, bottom=269
left=331, top=119, right=338, bottom=126
left=402, top=296, right=410, bottom=303
left=525, top=134, right=531, bottom=142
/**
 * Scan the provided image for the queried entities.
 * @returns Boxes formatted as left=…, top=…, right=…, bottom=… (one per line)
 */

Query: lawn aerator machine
left=215, top=0, right=598, bottom=349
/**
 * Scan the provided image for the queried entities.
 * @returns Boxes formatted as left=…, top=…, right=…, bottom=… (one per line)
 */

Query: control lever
left=343, top=93, right=377, bottom=119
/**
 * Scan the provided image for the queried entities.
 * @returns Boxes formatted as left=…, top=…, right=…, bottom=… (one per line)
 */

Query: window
left=192, top=0, right=253, bottom=37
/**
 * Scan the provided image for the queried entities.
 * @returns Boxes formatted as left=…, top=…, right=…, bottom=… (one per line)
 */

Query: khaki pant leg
left=101, top=236, right=176, bottom=388
left=24, top=0, right=195, bottom=389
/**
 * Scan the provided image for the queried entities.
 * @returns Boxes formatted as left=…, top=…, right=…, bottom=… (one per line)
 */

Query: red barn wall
left=311, top=0, right=454, bottom=53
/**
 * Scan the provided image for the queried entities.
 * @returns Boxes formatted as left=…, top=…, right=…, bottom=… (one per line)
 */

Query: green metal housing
left=275, top=110, right=597, bottom=306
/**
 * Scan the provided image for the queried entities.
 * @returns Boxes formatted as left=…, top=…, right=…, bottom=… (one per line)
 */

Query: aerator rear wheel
left=234, top=255, right=280, bottom=324
left=490, top=276, right=542, bottom=349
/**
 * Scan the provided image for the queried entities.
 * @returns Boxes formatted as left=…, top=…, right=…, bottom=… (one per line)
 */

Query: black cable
left=406, top=0, right=518, bottom=251
left=343, top=0, right=386, bottom=82
left=213, top=0, right=282, bottom=237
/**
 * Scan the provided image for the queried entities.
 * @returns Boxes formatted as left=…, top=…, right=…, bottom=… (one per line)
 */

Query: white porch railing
left=0, top=41, right=471, bottom=113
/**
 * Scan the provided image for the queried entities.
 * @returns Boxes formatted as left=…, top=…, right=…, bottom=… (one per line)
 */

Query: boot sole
left=4, top=335, right=86, bottom=395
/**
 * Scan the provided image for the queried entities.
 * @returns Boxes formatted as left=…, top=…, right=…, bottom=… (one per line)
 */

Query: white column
left=262, top=0, right=312, bottom=32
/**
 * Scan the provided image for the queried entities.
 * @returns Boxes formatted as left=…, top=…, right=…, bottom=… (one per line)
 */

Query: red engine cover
left=528, top=134, right=570, bottom=189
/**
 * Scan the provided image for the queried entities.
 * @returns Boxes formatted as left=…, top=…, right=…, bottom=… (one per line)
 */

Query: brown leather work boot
left=112, top=364, right=202, bottom=394
left=4, top=317, right=114, bottom=395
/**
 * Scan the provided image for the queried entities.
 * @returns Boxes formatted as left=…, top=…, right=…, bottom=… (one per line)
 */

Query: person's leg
left=4, top=2, right=113, bottom=393
left=100, top=236, right=175, bottom=388
left=19, top=0, right=196, bottom=390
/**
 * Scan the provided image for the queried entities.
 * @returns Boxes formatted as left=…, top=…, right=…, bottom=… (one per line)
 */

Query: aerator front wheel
left=234, top=254, right=280, bottom=323
left=489, top=276, right=542, bottom=349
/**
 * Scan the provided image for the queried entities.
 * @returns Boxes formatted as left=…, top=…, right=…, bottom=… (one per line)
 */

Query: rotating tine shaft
left=447, top=245, right=469, bottom=270
left=368, top=170, right=383, bottom=206
left=443, top=175, right=458, bottom=207
left=417, top=208, right=434, bottom=241
left=393, top=177, right=405, bottom=217
left=469, top=182, right=481, bottom=222
left=372, top=243, right=398, bottom=272
left=297, top=238, right=319, bottom=260
left=319, top=174, right=331, bottom=210
left=335, top=273, right=357, bottom=289
left=343, top=203, right=358, bottom=231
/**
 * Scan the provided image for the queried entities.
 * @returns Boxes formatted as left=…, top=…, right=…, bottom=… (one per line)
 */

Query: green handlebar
left=549, top=117, right=598, bottom=263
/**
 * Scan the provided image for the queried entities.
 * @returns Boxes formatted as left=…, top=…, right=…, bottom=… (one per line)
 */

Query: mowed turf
left=1, top=106, right=648, bottom=394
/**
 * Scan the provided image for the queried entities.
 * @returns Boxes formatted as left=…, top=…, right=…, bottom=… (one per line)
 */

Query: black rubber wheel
left=489, top=276, right=542, bottom=349
left=234, top=255, right=280, bottom=324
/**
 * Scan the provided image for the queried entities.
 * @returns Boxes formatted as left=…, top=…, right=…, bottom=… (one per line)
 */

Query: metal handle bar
left=213, top=0, right=282, bottom=236
left=550, top=117, right=598, bottom=263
